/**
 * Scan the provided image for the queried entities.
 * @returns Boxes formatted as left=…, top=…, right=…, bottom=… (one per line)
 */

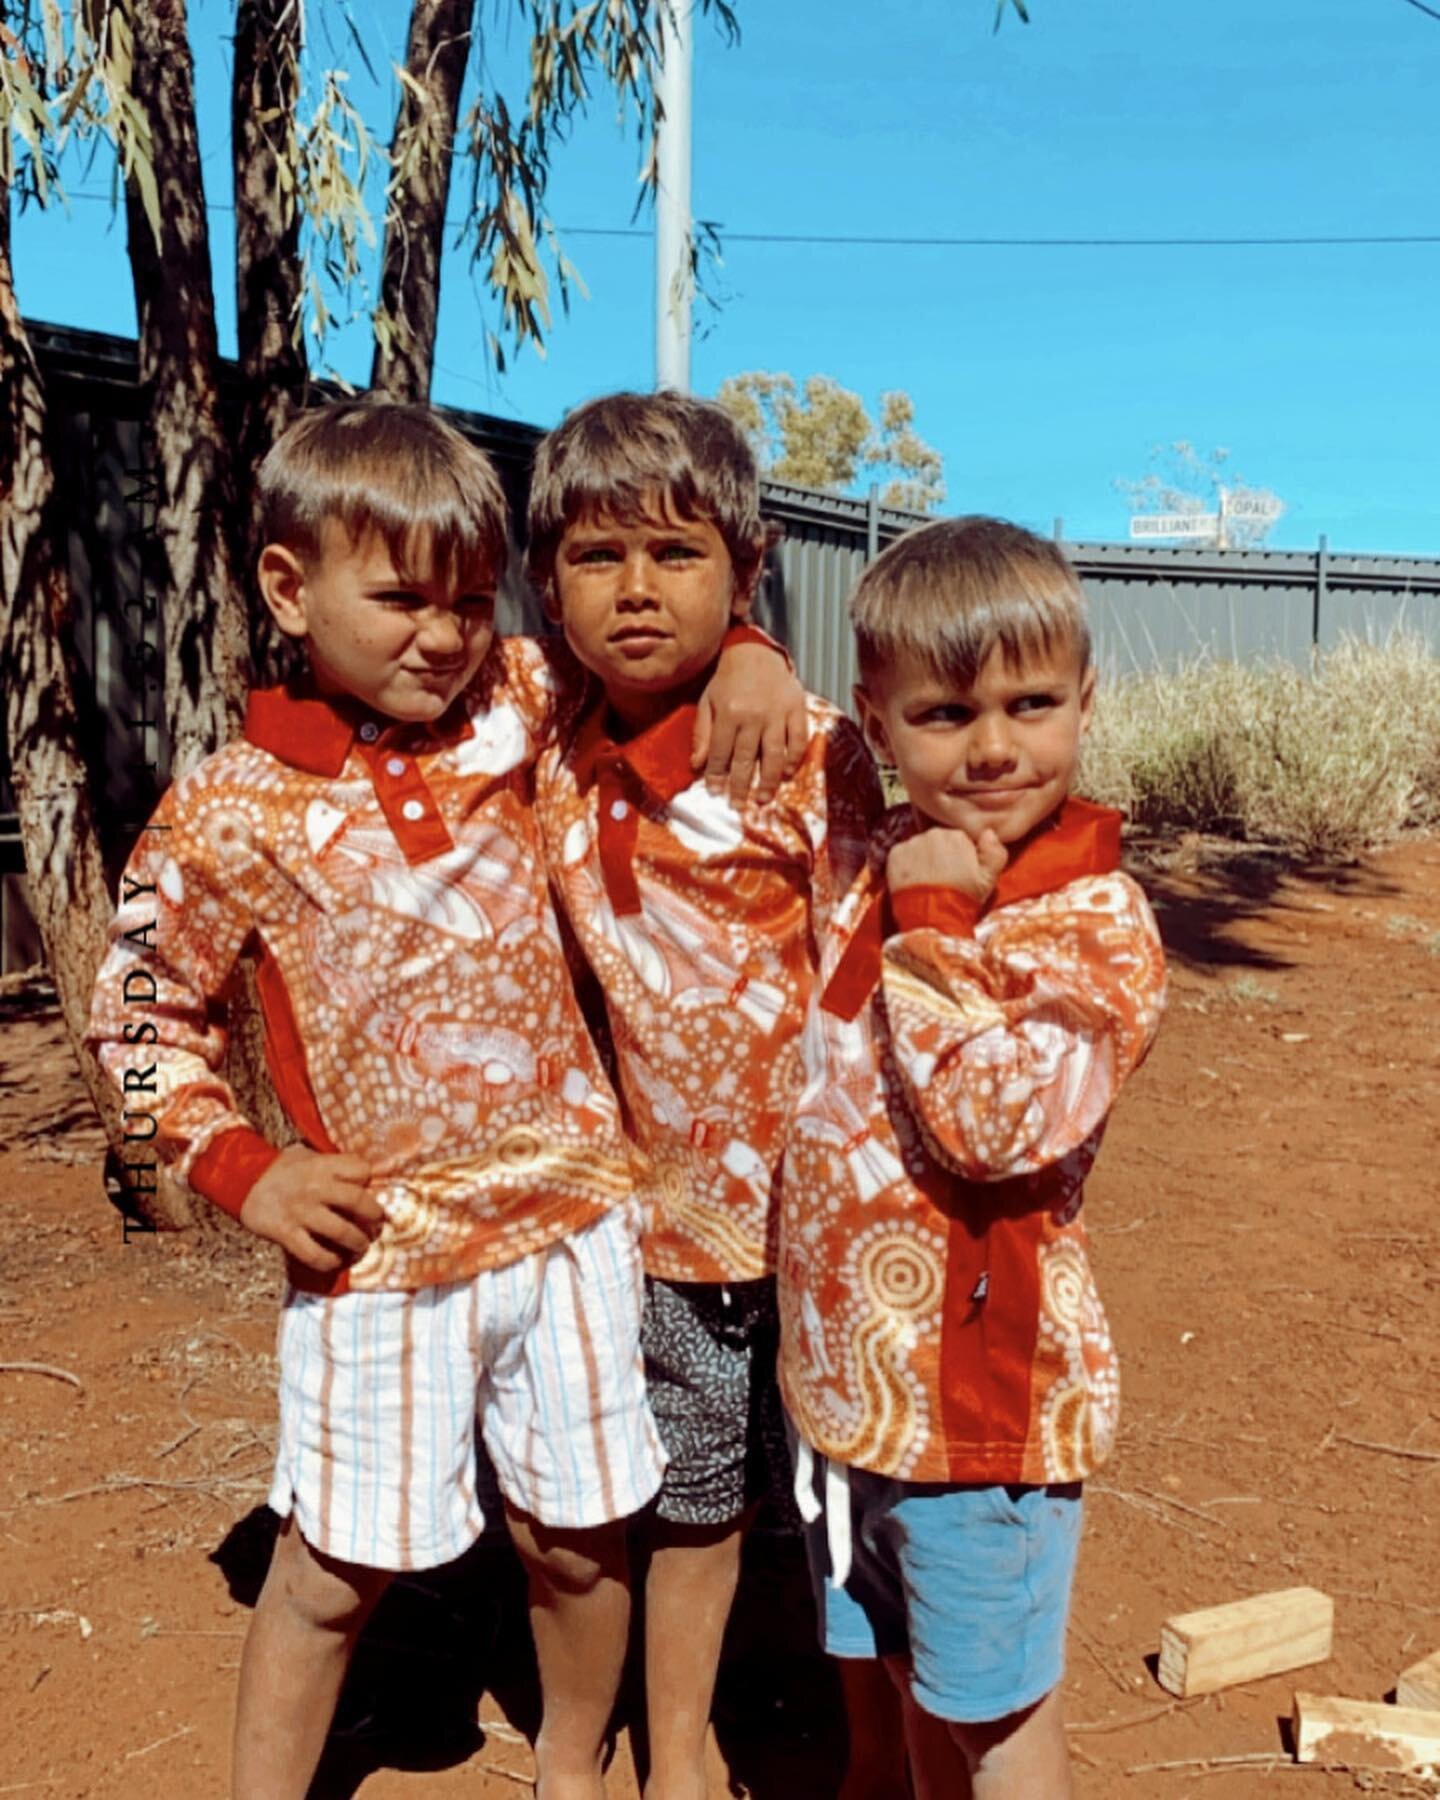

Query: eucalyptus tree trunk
left=370, top=0, right=477, bottom=401
left=121, top=0, right=249, bottom=776
left=233, top=0, right=308, bottom=682
left=0, top=180, right=192, bottom=1230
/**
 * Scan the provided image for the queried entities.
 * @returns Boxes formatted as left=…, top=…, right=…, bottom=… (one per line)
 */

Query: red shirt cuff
left=188, top=1126, right=280, bottom=1221
left=721, top=622, right=792, bottom=669
left=890, top=885, right=985, bottom=937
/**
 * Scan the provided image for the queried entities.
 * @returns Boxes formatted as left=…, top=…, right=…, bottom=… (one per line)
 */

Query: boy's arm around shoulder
left=881, top=869, right=1166, bottom=1180
left=783, top=705, right=886, bottom=951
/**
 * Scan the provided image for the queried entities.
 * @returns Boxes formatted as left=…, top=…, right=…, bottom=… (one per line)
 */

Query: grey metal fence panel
left=754, top=487, right=1440, bottom=707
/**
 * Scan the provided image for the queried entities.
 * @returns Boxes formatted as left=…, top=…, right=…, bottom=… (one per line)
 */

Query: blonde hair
left=851, top=516, right=1091, bottom=689
left=526, top=391, right=770, bottom=594
left=257, top=400, right=509, bottom=593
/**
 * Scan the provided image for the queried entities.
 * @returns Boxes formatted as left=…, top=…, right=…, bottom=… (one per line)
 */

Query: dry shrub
left=1080, top=633, right=1440, bottom=858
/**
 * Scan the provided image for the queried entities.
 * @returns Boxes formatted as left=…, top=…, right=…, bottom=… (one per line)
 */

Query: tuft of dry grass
left=1079, top=633, right=1440, bottom=858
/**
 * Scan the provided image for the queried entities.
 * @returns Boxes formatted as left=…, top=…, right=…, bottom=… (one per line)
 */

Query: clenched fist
left=885, top=825, right=1009, bottom=907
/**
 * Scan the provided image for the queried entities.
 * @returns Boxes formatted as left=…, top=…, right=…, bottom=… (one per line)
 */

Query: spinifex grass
left=1080, top=633, right=1440, bottom=858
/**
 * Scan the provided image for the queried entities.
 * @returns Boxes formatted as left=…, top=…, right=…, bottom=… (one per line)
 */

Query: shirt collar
left=983, top=796, right=1122, bottom=907
left=569, top=696, right=701, bottom=807
left=244, top=681, right=473, bottom=775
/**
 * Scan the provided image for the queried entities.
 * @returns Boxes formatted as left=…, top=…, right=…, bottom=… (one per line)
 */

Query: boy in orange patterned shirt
left=86, top=401, right=797, bottom=1800
left=780, top=518, right=1167, bottom=1799
left=526, top=392, right=883, bottom=1799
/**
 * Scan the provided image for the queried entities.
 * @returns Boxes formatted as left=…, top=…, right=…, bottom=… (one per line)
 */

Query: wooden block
left=1157, top=1586, right=1333, bottom=1697
left=1293, top=1692, right=1440, bottom=1771
left=1398, top=1647, right=1440, bottom=1713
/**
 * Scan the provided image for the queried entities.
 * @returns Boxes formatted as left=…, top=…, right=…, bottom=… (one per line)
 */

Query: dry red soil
left=3, top=836, right=1439, bottom=1799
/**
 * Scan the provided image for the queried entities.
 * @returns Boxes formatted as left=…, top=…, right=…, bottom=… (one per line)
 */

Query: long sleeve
left=86, top=780, right=275, bottom=1218
left=881, top=871, right=1166, bottom=1181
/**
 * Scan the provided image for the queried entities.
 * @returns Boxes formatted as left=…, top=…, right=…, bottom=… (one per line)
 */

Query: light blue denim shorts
left=802, top=1463, right=1083, bottom=1724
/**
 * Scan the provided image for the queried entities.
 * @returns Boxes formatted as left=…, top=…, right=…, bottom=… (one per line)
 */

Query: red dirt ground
left=3, top=835, right=1439, bottom=1799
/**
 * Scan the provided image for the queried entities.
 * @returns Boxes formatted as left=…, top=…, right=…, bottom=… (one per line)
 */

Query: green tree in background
left=717, top=372, right=946, bottom=514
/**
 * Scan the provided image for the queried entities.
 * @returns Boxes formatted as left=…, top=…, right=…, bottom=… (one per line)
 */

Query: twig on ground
left=124, top=1723, right=196, bottom=1760
left=152, top=1423, right=202, bottom=1460
left=476, top=1764, right=534, bottom=1790
left=1070, top=1699, right=1198, bottom=1735
left=0, top=1362, right=83, bottom=1391
left=1090, top=1483, right=1220, bottom=1542
left=1328, top=1586, right=1440, bottom=1616
left=1333, top=1434, right=1440, bottom=1463
left=1132, top=1485, right=1223, bottom=1525
left=1071, top=1620, right=1135, bottom=1696
left=37, top=1469, right=270, bottom=1506
left=1124, top=1751, right=1299, bottom=1774
left=147, top=1628, right=245, bottom=1639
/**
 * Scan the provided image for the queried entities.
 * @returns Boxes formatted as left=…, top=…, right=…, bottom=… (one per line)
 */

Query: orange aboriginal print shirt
left=534, top=694, right=884, bottom=1286
left=86, top=637, right=633, bottom=1297
left=778, top=797, right=1167, bottom=1486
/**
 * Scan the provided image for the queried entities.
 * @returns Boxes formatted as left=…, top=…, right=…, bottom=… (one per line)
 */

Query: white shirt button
left=610, top=798, right=630, bottom=822
left=358, top=721, right=380, bottom=743
left=385, top=757, right=407, bottom=777
left=401, top=799, right=425, bottom=822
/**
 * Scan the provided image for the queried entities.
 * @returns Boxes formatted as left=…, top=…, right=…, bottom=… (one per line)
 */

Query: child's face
left=856, top=638, right=1095, bottom=846
left=260, top=521, right=496, bottom=723
left=550, top=501, right=753, bottom=729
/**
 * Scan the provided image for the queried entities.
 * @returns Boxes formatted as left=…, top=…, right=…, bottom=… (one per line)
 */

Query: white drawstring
left=794, top=1438, right=821, bottom=1523
left=793, top=1439, right=854, bottom=1587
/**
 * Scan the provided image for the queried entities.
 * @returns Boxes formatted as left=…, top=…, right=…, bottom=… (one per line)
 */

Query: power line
left=48, top=189, right=1440, bottom=250
left=562, top=227, right=1440, bottom=248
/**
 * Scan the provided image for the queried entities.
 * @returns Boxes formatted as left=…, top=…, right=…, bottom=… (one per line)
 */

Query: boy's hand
left=886, top=827, right=1009, bottom=907
left=239, top=1144, right=382, bottom=1274
left=692, top=641, right=809, bottom=806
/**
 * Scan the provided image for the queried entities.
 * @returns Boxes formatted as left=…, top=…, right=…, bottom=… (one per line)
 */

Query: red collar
left=983, top=796, right=1122, bottom=908
left=244, top=683, right=473, bottom=775
left=568, top=698, right=700, bottom=807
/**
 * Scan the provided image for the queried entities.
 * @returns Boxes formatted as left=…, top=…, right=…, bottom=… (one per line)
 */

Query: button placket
left=597, top=760, right=643, bottom=917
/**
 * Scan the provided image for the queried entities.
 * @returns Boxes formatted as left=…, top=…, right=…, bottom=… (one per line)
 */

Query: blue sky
left=12, top=0, right=1440, bottom=552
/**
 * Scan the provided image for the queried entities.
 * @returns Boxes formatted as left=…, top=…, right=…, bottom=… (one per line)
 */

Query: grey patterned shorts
left=642, top=1275, right=798, bottom=1528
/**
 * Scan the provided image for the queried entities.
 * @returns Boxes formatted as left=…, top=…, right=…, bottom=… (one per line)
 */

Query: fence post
left=1313, top=533, right=1328, bottom=659
left=866, top=483, right=879, bottom=564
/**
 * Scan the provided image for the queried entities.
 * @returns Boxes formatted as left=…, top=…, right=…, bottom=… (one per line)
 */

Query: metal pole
left=654, top=2, right=694, bottom=393
left=1314, top=533, right=1328, bottom=657
left=866, top=484, right=880, bottom=563
left=1052, top=516, right=1064, bottom=544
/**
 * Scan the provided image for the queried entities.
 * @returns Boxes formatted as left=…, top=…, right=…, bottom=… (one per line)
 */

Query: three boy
left=90, top=391, right=1164, bottom=1798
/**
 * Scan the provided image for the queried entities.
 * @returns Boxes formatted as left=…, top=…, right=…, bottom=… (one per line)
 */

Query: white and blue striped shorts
left=267, top=1204, right=666, bottom=1572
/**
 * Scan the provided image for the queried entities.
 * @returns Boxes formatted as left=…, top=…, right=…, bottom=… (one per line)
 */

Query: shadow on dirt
left=1127, top=837, right=1405, bottom=975
left=211, top=1506, right=850, bottom=1799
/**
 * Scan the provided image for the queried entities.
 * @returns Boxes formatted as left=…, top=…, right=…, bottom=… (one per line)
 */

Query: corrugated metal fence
left=755, top=481, right=1440, bottom=709
left=3, top=320, right=1438, bottom=970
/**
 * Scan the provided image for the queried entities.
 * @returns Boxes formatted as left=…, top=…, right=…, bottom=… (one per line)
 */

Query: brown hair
left=257, top=399, right=509, bottom=592
left=525, top=391, right=769, bottom=594
left=851, top=516, right=1091, bottom=690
